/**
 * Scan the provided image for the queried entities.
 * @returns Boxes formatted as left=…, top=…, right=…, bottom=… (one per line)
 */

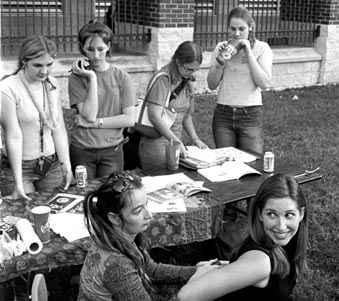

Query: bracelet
left=215, top=56, right=225, bottom=66
left=97, top=118, right=104, bottom=128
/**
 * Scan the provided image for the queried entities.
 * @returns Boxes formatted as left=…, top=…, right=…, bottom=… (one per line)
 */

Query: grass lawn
left=191, top=85, right=339, bottom=301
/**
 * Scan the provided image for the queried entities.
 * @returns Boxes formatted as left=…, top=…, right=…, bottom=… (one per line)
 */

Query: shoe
left=31, top=274, right=48, bottom=301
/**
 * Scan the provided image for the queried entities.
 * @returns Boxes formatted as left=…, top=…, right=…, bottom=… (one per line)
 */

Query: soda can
left=221, top=39, right=243, bottom=60
left=263, top=152, right=275, bottom=173
left=75, top=165, right=87, bottom=188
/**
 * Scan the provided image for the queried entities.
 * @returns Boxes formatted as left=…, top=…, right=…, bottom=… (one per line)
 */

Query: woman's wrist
left=215, top=56, right=225, bottom=66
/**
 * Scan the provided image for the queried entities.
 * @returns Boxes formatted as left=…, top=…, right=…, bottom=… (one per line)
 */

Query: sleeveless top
left=220, top=236, right=297, bottom=301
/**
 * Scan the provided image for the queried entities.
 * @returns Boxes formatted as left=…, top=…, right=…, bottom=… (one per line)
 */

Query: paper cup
left=31, top=206, right=51, bottom=244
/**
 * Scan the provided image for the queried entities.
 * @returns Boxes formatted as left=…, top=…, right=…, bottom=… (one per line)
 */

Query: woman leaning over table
left=68, top=20, right=136, bottom=179
left=78, top=170, right=219, bottom=301
left=139, top=41, right=208, bottom=172
left=208, top=6, right=272, bottom=154
left=177, top=174, right=308, bottom=301
left=0, top=35, right=73, bottom=196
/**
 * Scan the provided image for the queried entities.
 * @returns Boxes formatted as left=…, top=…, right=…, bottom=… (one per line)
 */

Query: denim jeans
left=212, top=104, right=263, bottom=155
left=0, top=154, right=63, bottom=196
left=70, top=144, right=123, bottom=180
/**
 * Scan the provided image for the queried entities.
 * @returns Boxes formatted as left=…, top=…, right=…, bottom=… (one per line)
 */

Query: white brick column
left=148, top=27, right=194, bottom=71
left=315, top=25, right=339, bottom=84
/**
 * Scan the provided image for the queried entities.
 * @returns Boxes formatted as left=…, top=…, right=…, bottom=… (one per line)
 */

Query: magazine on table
left=197, top=161, right=261, bottom=182
left=47, top=193, right=85, bottom=213
left=180, top=146, right=258, bottom=170
left=147, top=181, right=211, bottom=213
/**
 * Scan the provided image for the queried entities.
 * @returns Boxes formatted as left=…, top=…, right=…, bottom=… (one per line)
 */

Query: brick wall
left=280, top=0, right=339, bottom=24
left=109, top=0, right=195, bottom=28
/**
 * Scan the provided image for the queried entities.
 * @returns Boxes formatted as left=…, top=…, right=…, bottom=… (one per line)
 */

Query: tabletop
left=0, top=177, right=224, bottom=283
left=0, top=164, right=322, bottom=283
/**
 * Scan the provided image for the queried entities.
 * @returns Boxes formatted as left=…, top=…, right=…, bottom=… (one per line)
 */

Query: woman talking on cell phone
left=208, top=7, right=273, bottom=155
left=68, top=20, right=136, bottom=179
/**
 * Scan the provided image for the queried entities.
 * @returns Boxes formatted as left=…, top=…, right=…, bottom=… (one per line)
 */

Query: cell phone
left=77, top=60, right=90, bottom=70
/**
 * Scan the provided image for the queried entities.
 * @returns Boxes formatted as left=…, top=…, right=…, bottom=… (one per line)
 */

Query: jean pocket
left=241, top=106, right=263, bottom=127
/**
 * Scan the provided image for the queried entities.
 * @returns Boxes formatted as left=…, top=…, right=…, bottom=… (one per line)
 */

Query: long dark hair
left=83, top=171, right=154, bottom=294
left=78, top=19, right=113, bottom=56
left=248, top=174, right=308, bottom=278
left=228, top=6, right=256, bottom=48
left=1, top=35, right=57, bottom=80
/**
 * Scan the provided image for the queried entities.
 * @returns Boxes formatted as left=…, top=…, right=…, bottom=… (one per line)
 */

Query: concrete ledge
left=272, top=47, right=322, bottom=64
left=0, top=54, right=154, bottom=79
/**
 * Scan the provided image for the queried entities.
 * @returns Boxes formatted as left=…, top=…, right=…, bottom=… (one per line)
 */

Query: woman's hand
left=189, top=259, right=223, bottom=283
left=71, top=59, right=96, bottom=78
left=238, top=39, right=251, bottom=53
left=193, top=138, right=208, bottom=149
left=8, top=185, right=31, bottom=201
left=61, top=164, right=73, bottom=191
left=178, top=141, right=188, bottom=158
left=215, top=41, right=236, bottom=65
left=74, top=114, right=97, bottom=128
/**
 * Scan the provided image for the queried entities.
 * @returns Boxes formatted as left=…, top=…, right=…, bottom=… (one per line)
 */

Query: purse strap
left=19, top=73, right=47, bottom=156
left=137, top=71, right=170, bottom=124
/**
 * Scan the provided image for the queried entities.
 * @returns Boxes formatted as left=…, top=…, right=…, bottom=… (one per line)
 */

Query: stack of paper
left=180, top=146, right=258, bottom=170
left=49, top=213, right=89, bottom=242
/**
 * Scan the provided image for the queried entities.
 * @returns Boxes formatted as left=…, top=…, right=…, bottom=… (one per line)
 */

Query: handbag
left=134, top=72, right=177, bottom=138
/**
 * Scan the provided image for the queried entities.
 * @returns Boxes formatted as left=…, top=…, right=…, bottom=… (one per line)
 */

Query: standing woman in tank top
left=208, top=7, right=273, bottom=154
left=0, top=35, right=73, bottom=196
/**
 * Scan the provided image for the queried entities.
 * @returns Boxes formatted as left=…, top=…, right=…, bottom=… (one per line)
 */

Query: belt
left=23, top=153, right=58, bottom=163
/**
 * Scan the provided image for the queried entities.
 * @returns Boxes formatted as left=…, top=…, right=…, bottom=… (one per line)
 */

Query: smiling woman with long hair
left=177, top=174, right=308, bottom=301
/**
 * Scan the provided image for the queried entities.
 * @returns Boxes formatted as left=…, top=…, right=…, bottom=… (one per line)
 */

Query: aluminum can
left=263, top=152, right=275, bottom=173
left=75, top=165, right=87, bottom=188
left=221, top=39, right=243, bottom=60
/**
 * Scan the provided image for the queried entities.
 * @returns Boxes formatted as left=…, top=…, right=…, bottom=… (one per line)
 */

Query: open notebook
left=198, top=161, right=261, bottom=182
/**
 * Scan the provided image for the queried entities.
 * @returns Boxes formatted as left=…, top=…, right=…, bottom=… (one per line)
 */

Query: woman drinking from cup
left=68, top=20, right=136, bottom=179
left=138, top=41, right=208, bottom=172
left=177, top=174, right=308, bottom=301
left=208, top=7, right=273, bottom=155
left=0, top=35, right=73, bottom=196
left=78, top=171, right=219, bottom=301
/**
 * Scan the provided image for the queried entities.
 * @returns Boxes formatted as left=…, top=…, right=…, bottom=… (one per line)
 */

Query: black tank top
left=218, top=236, right=297, bottom=301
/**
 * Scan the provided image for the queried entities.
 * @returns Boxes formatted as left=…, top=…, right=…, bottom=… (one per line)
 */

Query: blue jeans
left=212, top=104, right=263, bottom=155
left=0, top=154, right=63, bottom=196
left=70, top=144, right=123, bottom=180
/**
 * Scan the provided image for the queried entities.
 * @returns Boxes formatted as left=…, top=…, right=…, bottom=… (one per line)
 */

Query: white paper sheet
left=49, top=213, right=89, bottom=242
left=148, top=198, right=187, bottom=213
left=141, top=173, right=194, bottom=193
left=186, top=146, right=257, bottom=164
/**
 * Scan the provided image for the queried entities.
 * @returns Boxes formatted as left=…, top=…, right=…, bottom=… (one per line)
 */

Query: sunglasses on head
left=109, top=172, right=138, bottom=193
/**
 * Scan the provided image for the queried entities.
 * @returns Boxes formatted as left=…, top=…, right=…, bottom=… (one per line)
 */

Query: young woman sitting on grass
left=78, top=171, right=220, bottom=301
left=177, top=174, right=308, bottom=301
